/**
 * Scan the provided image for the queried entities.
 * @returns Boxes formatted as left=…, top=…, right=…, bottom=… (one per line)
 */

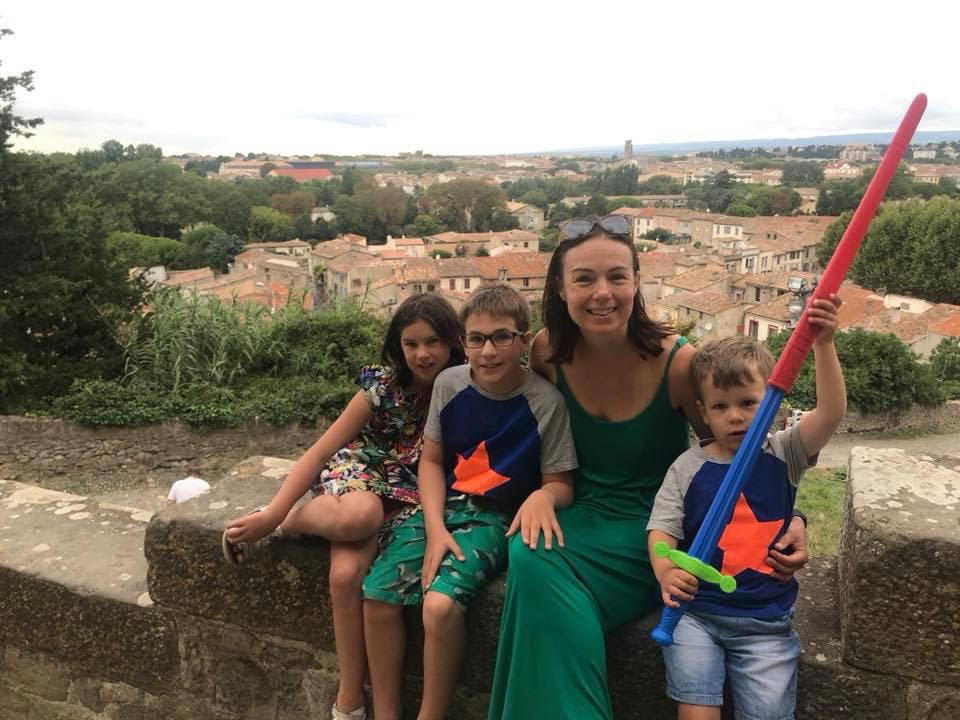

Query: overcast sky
left=3, top=0, right=958, bottom=157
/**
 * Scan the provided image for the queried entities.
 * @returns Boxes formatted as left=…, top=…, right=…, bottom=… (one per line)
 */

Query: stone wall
left=835, top=400, right=960, bottom=434
left=5, top=406, right=960, bottom=497
left=0, top=416, right=320, bottom=494
left=2, top=452, right=959, bottom=719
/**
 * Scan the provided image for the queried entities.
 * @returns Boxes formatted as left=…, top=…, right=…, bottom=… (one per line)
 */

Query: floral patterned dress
left=311, top=365, right=429, bottom=533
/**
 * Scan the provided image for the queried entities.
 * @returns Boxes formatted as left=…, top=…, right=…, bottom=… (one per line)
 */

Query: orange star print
left=716, top=492, right=783, bottom=577
left=450, top=441, right=510, bottom=495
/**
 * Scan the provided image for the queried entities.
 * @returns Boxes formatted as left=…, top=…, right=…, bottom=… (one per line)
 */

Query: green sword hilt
left=654, top=541, right=737, bottom=593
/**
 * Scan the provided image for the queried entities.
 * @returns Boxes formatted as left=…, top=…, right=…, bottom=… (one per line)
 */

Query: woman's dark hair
left=381, top=293, right=466, bottom=387
left=542, top=230, right=673, bottom=364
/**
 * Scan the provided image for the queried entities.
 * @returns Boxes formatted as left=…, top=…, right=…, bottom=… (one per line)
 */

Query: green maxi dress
left=487, top=338, right=690, bottom=720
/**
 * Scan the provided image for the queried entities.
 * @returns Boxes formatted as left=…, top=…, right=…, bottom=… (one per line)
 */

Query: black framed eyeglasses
left=560, top=214, right=632, bottom=242
left=461, top=331, right=523, bottom=349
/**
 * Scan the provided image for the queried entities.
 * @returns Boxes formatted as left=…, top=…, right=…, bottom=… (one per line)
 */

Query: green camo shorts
left=362, top=495, right=509, bottom=611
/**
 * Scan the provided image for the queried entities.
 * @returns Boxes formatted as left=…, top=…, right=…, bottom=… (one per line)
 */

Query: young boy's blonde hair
left=690, top=336, right=775, bottom=399
left=460, top=284, right=530, bottom=332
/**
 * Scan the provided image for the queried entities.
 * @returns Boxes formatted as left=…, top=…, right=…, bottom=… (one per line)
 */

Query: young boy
left=362, top=284, right=577, bottom=720
left=647, top=296, right=846, bottom=720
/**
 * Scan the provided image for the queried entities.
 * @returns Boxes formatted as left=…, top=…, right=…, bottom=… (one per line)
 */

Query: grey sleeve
left=768, top=424, right=816, bottom=487
left=536, top=392, right=578, bottom=475
left=646, top=461, right=687, bottom=540
left=423, top=370, right=454, bottom=443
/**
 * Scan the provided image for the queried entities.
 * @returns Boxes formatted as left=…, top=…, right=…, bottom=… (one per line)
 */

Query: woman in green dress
left=487, top=216, right=809, bottom=720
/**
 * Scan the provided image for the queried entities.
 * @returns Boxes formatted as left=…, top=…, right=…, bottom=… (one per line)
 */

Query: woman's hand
left=507, top=489, right=564, bottom=550
left=767, top=515, right=809, bottom=582
left=421, top=529, right=465, bottom=592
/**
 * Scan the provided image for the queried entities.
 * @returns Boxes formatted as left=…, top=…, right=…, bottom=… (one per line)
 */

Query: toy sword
left=651, top=93, right=928, bottom=647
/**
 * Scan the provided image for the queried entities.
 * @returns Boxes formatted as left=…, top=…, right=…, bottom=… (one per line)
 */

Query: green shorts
left=362, top=495, right=510, bottom=611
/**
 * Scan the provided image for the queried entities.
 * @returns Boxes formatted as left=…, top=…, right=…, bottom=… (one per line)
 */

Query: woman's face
left=559, top=234, right=639, bottom=337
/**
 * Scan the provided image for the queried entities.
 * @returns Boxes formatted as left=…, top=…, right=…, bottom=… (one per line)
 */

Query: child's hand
left=657, top=567, right=699, bottom=609
left=507, top=489, right=564, bottom=550
left=224, top=506, right=282, bottom=544
left=807, top=293, right=842, bottom=345
left=421, top=529, right=465, bottom=592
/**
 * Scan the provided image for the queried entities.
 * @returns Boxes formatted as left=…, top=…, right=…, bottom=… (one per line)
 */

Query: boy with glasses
left=362, top=284, right=577, bottom=720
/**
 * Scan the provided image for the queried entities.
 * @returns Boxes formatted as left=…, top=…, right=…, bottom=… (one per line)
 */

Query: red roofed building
left=268, top=168, right=333, bottom=182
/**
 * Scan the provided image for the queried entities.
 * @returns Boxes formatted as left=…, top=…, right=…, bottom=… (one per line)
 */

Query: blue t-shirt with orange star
left=423, top=364, right=578, bottom=515
left=647, top=424, right=815, bottom=618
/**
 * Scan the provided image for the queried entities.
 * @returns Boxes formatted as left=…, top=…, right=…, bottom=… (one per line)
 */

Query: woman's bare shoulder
left=529, top=329, right=557, bottom=383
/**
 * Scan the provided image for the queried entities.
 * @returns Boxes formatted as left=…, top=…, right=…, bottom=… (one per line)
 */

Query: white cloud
left=4, top=0, right=959, bottom=155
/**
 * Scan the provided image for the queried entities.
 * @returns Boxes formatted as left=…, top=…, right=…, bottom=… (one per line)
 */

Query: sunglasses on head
left=560, top=214, right=632, bottom=242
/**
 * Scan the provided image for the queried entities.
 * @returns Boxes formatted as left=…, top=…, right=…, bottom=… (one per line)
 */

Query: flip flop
left=221, top=507, right=280, bottom=565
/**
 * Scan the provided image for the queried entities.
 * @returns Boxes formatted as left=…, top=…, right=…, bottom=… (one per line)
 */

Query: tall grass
left=117, top=289, right=385, bottom=391
left=119, top=290, right=278, bottom=390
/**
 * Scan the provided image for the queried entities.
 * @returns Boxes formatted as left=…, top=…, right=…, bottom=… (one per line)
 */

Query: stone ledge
left=5, top=452, right=959, bottom=718
left=144, top=456, right=929, bottom=719
left=839, top=448, right=960, bottom=687
left=0, top=566, right=178, bottom=694
left=0, top=479, right=177, bottom=693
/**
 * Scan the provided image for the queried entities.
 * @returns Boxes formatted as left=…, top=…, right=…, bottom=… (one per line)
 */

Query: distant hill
left=541, top=130, right=960, bottom=157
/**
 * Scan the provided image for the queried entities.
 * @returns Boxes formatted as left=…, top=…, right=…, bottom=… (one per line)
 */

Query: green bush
left=51, top=294, right=385, bottom=428
left=267, top=299, right=386, bottom=381
left=53, top=379, right=170, bottom=426
left=238, top=376, right=355, bottom=427
left=167, top=384, right=241, bottom=429
left=766, top=328, right=941, bottom=413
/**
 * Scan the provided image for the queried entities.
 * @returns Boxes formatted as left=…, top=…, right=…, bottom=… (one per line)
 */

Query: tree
left=745, top=186, right=802, bottom=216
left=407, top=213, right=446, bottom=237
left=519, top=190, right=549, bottom=211
left=1, top=31, right=141, bottom=409
left=106, top=231, right=184, bottom=269
left=816, top=164, right=917, bottom=215
left=93, top=157, right=209, bottom=237
left=178, top=224, right=244, bottom=273
left=816, top=197, right=960, bottom=303
left=475, top=246, right=490, bottom=257
left=0, top=152, right=142, bottom=409
left=637, top=175, right=683, bottom=195
left=596, top=165, right=639, bottom=195
left=248, top=206, right=295, bottom=242
left=584, top=194, right=610, bottom=217
left=930, top=338, right=960, bottom=381
left=271, top=190, right=316, bottom=216
left=724, top=202, right=758, bottom=217
left=539, top=228, right=560, bottom=252
left=713, top=170, right=733, bottom=189
left=489, top=212, right=520, bottom=231
left=781, top=160, right=824, bottom=186
left=643, top=227, right=674, bottom=243
left=425, top=179, right=508, bottom=232
left=766, top=328, right=940, bottom=413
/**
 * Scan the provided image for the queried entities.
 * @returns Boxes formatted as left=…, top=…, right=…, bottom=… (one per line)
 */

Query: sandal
left=331, top=705, right=367, bottom=720
left=221, top=507, right=284, bottom=566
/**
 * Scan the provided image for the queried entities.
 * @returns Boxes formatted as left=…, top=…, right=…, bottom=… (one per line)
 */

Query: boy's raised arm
left=796, top=295, right=847, bottom=456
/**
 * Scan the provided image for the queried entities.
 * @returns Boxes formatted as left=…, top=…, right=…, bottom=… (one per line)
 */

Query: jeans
left=661, top=609, right=800, bottom=720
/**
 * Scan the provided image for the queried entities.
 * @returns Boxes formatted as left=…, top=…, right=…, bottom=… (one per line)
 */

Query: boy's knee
left=422, top=591, right=461, bottom=635
left=363, top=598, right=402, bottom=624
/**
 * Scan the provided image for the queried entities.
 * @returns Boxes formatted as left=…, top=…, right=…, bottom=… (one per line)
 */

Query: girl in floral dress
left=223, top=293, right=465, bottom=720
